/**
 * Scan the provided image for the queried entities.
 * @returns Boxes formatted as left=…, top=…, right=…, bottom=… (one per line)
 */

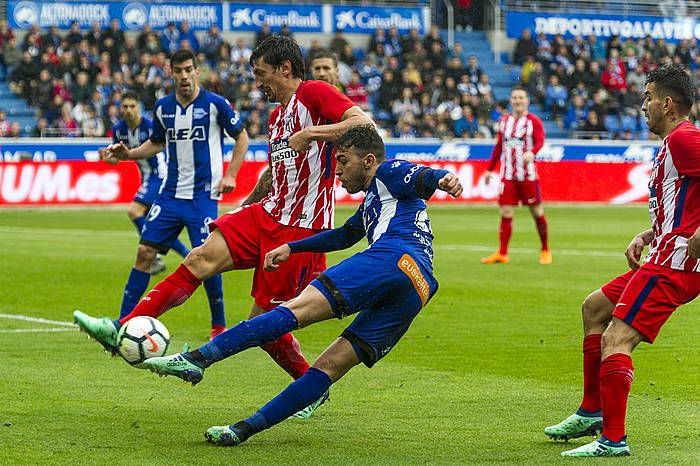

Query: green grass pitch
left=1, top=205, right=698, bottom=465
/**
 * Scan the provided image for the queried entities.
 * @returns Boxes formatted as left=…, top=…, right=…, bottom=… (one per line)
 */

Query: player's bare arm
left=625, top=228, right=654, bottom=269
left=241, top=166, right=272, bottom=206
left=101, top=140, right=165, bottom=162
left=288, top=107, right=373, bottom=153
left=523, top=151, right=535, bottom=164
left=688, top=226, right=700, bottom=258
left=217, top=129, right=250, bottom=194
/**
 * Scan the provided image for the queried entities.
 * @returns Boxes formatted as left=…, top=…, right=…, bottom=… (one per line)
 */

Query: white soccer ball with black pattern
left=117, top=316, right=170, bottom=365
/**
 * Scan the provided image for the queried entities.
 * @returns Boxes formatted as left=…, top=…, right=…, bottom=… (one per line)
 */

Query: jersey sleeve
left=486, top=118, right=504, bottom=171
left=150, top=103, right=166, bottom=144
left=216, top=96, right=245, bottom=138
left=668, top=124, right=700, bottom=177
left=376, top=160, right=449, bottom=200
left=300, top=80, right=355, bottom=123
left=288, top=204, right=365, bottom=253
left=530, top=114, right=545, bottom=154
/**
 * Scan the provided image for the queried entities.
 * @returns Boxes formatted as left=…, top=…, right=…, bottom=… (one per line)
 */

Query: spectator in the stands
left=81, top=105, right=105, bottom=137
left=330, top=29, right=350, bottom=59
left=55, top=102, right=79, bottom=136
left=401, top=28, right=422, bottom=57
left=32, top=118, right=49, bottom=137
left=454, top=105, right=479, bottom=138
left=465, top=55, right=482, bottom=83
left=255, top=23, right=272, bottom=46
left=392, top=86, right=421, bottom=120
left=580, top=110, right=608, bottom=138
left=385, top=27, right=403, bottom=57
left=66, top=21, right=83, bottom=47
left=202, top=25, right=224, bottom=60
left=423, top=25, right=445, bottom=53
left=3, top=38, right=22, bottom=78
left=513, top=28, right=537, bottom=66
left=230, top=37, right=252, bottom=65
left=526, top=61, right=546, bottom=105
left=544, top=74, right=567, bottom=120
left=0, top=110, right=10, bottom=136
left=345, top=71, right=369, bottom=110
left=565, top=94, right=589, bottom=130
left=161, top=22, right=180, bottom=55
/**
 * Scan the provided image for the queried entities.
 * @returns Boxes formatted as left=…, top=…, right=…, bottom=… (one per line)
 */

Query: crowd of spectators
left=0, top=18, right=502, bottom=140
left=512, top=28, right=700, bottom=139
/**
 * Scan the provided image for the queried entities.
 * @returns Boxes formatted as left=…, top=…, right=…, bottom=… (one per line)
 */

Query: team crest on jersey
left=193, top=108, right=208, bottom=120
left=166, top=126, right=206, bottom=141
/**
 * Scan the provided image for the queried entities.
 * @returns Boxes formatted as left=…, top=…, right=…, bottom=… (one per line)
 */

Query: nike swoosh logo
left=615, top=303, right=627, bottom=307
left=270, top=299, right=286, bottom=305
left=143, top=332, right=159, bottom=352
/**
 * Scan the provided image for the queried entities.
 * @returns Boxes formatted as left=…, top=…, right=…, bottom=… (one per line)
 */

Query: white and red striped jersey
left=262, top=80, right=355, bottom=230
left=645, top=121, right=700, bottom=272
left=487, top=113, right=545, bottom=181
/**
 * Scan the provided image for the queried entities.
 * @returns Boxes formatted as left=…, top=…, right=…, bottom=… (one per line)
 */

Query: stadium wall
left=0, top=138, right=655, bottom=206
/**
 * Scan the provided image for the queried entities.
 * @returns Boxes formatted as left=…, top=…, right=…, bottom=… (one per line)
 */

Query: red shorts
left=211, top=203, right=326, bottom=311
left=601, top=262, right=700, bottom=342
left=499, top=179, right=542, bottom=206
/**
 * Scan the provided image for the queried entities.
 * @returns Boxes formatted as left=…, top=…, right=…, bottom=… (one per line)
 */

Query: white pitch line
left=437, top=244, right=622, bottom=258
left=0, top=328, right=77, bottom=333
left=0, top=313, right=77, bottom=327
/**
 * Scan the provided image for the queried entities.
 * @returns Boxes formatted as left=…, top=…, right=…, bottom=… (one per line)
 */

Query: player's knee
left=136, top=244, right=157, bottom=265
left=183, top=245, right=217, bottom=276
left=581, top=291, right=612, bottom=326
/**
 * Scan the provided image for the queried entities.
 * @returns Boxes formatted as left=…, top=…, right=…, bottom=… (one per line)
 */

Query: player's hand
left=289, top=129, right=311, bottom=154
left=484, top=171, right=495, bottom=186
left=264, top=244, right=292, bottom=272
left=688, top=227, right=700, bottom=259
left=217, top=174, right=237, bottom=194
left=625, top=235, right=646, bottom=270
left=98, top=147, right=119, bottom=165
left=438, top=173, right=463, bottom=198
left=100, top=142, right=131, bottom=161
left=523, top=151, right=535, bottom=164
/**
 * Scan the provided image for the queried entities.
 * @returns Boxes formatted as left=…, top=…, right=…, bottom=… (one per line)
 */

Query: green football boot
left=289, top=390, right=330, bottom=419
left=561, top=436, right=631, bottom=457
left=204, top=425, right=245, bottom=446
left=544, top=412, right=602, bottom=441
left=142, top=353, right=204, bottom=385
left=73, top=310, right=119, bottom=355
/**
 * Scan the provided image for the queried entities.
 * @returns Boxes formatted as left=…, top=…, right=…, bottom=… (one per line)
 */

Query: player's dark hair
left=645, top=64, right=694, bottom=112
left=511, top=85, right=527, bottom=94
left=310, top=49, right=338, bottom=67
left=121, top=90, right=140, bottom=102
left=171, top=49, right=198, bottom=68
left=336, top=124, right=385, bottom=161
left=250, top=35, right=305, bottom=79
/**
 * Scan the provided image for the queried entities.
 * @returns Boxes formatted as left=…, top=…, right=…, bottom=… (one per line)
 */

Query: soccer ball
left=117, top=316, right=170, bottom=365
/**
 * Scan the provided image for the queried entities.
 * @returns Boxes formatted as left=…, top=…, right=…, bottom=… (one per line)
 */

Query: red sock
left=535, top=215, right=549, bottom=251
left=580, top=334, right=602, bottom=413
left=499, top=216, right=513, bottom=255
left=600, top=353, right=634, bottom=442
left=260, top=332, right=310, bottom=380
left=119, top=264, right=201, bottom=325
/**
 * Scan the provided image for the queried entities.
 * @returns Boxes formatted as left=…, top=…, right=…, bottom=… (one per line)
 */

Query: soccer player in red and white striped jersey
left=546, top=65, right=700, bottom=457
left=481, top=87, right=551, bottom=265
left=73, top=36, right=372, bottom=417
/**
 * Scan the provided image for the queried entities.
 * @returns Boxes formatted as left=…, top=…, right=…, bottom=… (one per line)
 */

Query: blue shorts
left=133, top=175, right=164, bottom=207
left=310, top=247, right=438, bottom=367
left=140, top=195, right=217, bottom=254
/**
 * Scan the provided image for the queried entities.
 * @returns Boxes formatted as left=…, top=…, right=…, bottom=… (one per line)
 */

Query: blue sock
left=244, top=368, right=332, bottom=434
left=170, top=239, right=190, bottom=258
left=202, top=274, right=226, bottom=328
left=120, top=268, right=151, bottom=318
left=194, top=307, right=297, bottom=367
left=131, top=216, right=145, bottom=235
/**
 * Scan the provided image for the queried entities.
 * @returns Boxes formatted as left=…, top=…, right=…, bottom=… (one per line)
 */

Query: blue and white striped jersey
left=346, top=160, right=438, bottom=272
left=151, top=89, right=245, bottom=200
left=112, top=117, right=165, bottom=185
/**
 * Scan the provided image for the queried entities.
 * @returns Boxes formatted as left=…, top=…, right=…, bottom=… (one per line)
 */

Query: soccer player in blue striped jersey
left=112, top=91, right=191, bottom=276
left=142, top=124, right=464, bottom=445
left=93, top=49, right=249, bottom=338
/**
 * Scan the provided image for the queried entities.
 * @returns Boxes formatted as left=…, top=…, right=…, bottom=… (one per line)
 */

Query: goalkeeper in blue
left=143, top=124, right=463, bottom=445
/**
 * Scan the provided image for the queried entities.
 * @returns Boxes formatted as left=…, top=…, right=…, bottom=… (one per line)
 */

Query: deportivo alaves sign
left=507, top=11, right=700, bottom=43
left=8, top=1, right=430, bottom=34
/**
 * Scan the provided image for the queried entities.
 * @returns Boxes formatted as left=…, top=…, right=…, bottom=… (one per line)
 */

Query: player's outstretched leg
left=544, top=411, right=602, bottom=441
left=143, top=306, right=300, bottom=382
left=560, top=437, right=630, bottom=457
left=73, top=310, right=120, bottom=354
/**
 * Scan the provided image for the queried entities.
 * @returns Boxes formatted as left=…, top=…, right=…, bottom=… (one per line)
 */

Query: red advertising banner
left=0, top=161, right=650, bottom=205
